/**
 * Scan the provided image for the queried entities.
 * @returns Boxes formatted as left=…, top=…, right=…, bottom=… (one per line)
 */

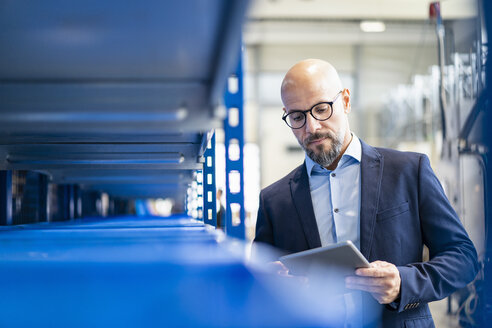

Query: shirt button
left=331, top=173, right=336, bottom=177
left=334, top=208, right=339, bottom=213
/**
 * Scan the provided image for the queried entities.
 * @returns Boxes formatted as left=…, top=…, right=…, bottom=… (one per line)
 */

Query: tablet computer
left=279, top=240, right=370, bottom=277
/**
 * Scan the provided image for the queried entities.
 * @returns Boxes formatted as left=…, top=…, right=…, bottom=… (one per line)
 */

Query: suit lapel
left=289, top=163, right=322, bottom=249
left=359, top=141, right=383, bottom=259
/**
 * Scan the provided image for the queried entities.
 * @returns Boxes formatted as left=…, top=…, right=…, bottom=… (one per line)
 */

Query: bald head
left=280, top=59, right=352, bottom=170
left=281, top=59, right=343, bottom=108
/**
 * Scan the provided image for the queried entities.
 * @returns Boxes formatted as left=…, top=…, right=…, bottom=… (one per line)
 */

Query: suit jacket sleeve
left=395, top=154, right=479, bottom=312
left=255, top=191, right=274, bottom=246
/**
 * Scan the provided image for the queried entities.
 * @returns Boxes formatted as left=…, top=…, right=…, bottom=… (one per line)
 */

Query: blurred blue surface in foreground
left=0, top=215, right=351, bottom=327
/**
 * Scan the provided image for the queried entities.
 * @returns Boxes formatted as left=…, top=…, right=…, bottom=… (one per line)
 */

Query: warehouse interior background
left=0, top=0, right=491, bottom=327
left=218, top=1, right=488, bottom=326
left=225, top=0, right=482, bottom=242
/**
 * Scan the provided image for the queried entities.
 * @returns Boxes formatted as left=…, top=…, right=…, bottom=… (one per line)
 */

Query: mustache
left=303, top=132, right=334, bottom=146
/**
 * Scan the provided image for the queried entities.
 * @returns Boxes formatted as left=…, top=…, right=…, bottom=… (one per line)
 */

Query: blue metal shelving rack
left=203, top=132, right=217, bottom=227
left=192, top=48, right=245, bottom=237
left=223, top=50, right=245, bottom=239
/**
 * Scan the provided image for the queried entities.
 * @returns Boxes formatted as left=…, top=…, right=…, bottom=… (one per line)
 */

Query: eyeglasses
left=282, top=91, right=343, bottom=129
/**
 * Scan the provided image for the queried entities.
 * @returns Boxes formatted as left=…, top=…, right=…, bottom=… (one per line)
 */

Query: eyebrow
left=287, top=101, right=330, bottom=112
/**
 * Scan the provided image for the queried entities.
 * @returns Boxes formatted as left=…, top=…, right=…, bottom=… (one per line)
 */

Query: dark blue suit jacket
left=255, top=141, right=478, bottom=327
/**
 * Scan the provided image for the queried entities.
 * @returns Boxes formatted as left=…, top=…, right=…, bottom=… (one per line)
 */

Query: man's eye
left=314, top=106, right=329, bottom=114
left=290, top=112, right=304, bottom=121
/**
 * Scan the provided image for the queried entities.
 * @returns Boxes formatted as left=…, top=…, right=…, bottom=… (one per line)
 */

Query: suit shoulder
left=261, top=164, right=303, bottom=196
left=375, top=147, right=427, bottom=166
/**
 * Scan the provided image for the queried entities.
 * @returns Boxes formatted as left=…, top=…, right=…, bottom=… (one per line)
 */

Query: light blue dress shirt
left=305, top=134, right=362, bottom=249
left=305, top=134, right=362, bottom=328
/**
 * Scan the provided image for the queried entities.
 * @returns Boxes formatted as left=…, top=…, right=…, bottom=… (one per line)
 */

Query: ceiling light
left=360, top=20, right=386, bottom=33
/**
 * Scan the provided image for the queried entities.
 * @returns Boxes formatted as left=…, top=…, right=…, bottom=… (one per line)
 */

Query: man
left=254, top=59, right=478, bottom=327
left=216, top=188, right=225, bottom=229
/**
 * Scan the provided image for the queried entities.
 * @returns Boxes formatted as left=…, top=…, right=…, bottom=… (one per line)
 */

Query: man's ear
left=342, top=89, right=351, bottom=113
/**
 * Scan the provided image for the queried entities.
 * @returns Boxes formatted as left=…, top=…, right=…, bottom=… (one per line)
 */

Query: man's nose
left=304, top=113, right=321, bottom=134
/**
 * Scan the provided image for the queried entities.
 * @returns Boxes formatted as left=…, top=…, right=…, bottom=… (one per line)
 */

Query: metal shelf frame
left=203, top=132, right=217, bottom=227
left=223, top=50, right=245, bottom=239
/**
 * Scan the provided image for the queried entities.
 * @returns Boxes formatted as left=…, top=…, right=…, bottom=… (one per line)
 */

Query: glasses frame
left=282, top=90, right=343, bottom=129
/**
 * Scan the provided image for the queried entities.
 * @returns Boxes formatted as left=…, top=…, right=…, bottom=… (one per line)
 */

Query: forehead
left=283, top=82, right=334, bottom=110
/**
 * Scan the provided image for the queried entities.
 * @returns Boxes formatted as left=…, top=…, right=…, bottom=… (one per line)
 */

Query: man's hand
left=267, top=261, right=310, bottom=286
left=268, top=261, right=290, bottom=276
left=345, top=260, right=401, bottom=304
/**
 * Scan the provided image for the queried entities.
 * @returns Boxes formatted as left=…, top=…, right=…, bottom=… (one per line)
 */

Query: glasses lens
left=311, top=103, right=332, bottom=120
left=287, top=111, right=305, bottom=128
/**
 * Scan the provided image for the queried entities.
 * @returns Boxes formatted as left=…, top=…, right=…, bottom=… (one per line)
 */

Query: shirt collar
left=305, top=133, right=361, bottom=176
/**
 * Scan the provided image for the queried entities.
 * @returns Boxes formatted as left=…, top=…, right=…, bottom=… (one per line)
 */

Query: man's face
left=283, top=85, right=349, bottom=168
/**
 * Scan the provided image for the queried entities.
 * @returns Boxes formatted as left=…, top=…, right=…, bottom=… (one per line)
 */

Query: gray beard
left=301, top=132, right=343, bottom=167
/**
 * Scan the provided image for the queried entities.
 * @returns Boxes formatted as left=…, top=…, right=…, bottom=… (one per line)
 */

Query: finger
left=355, top=267, right=390, bottom=277
left=345, top=282, right=385, bottom=294
left=370, top=260, right=389, bottom=268
left=371, top=293, right=387, bottom=304
left=348, top=285, right=396, bottom=304
left=371, top=292, right=396, bottom=305
left=274, top=260, right=289, bottom=270
left=346, top=276, right=400, bottom=294
left=355, top=265, right=399, bottom=278
left=345, top=276, right=384, bottom=286
left=267, top=261, right=290, bottom=276
left=356, top=263, right=386, bottom=276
